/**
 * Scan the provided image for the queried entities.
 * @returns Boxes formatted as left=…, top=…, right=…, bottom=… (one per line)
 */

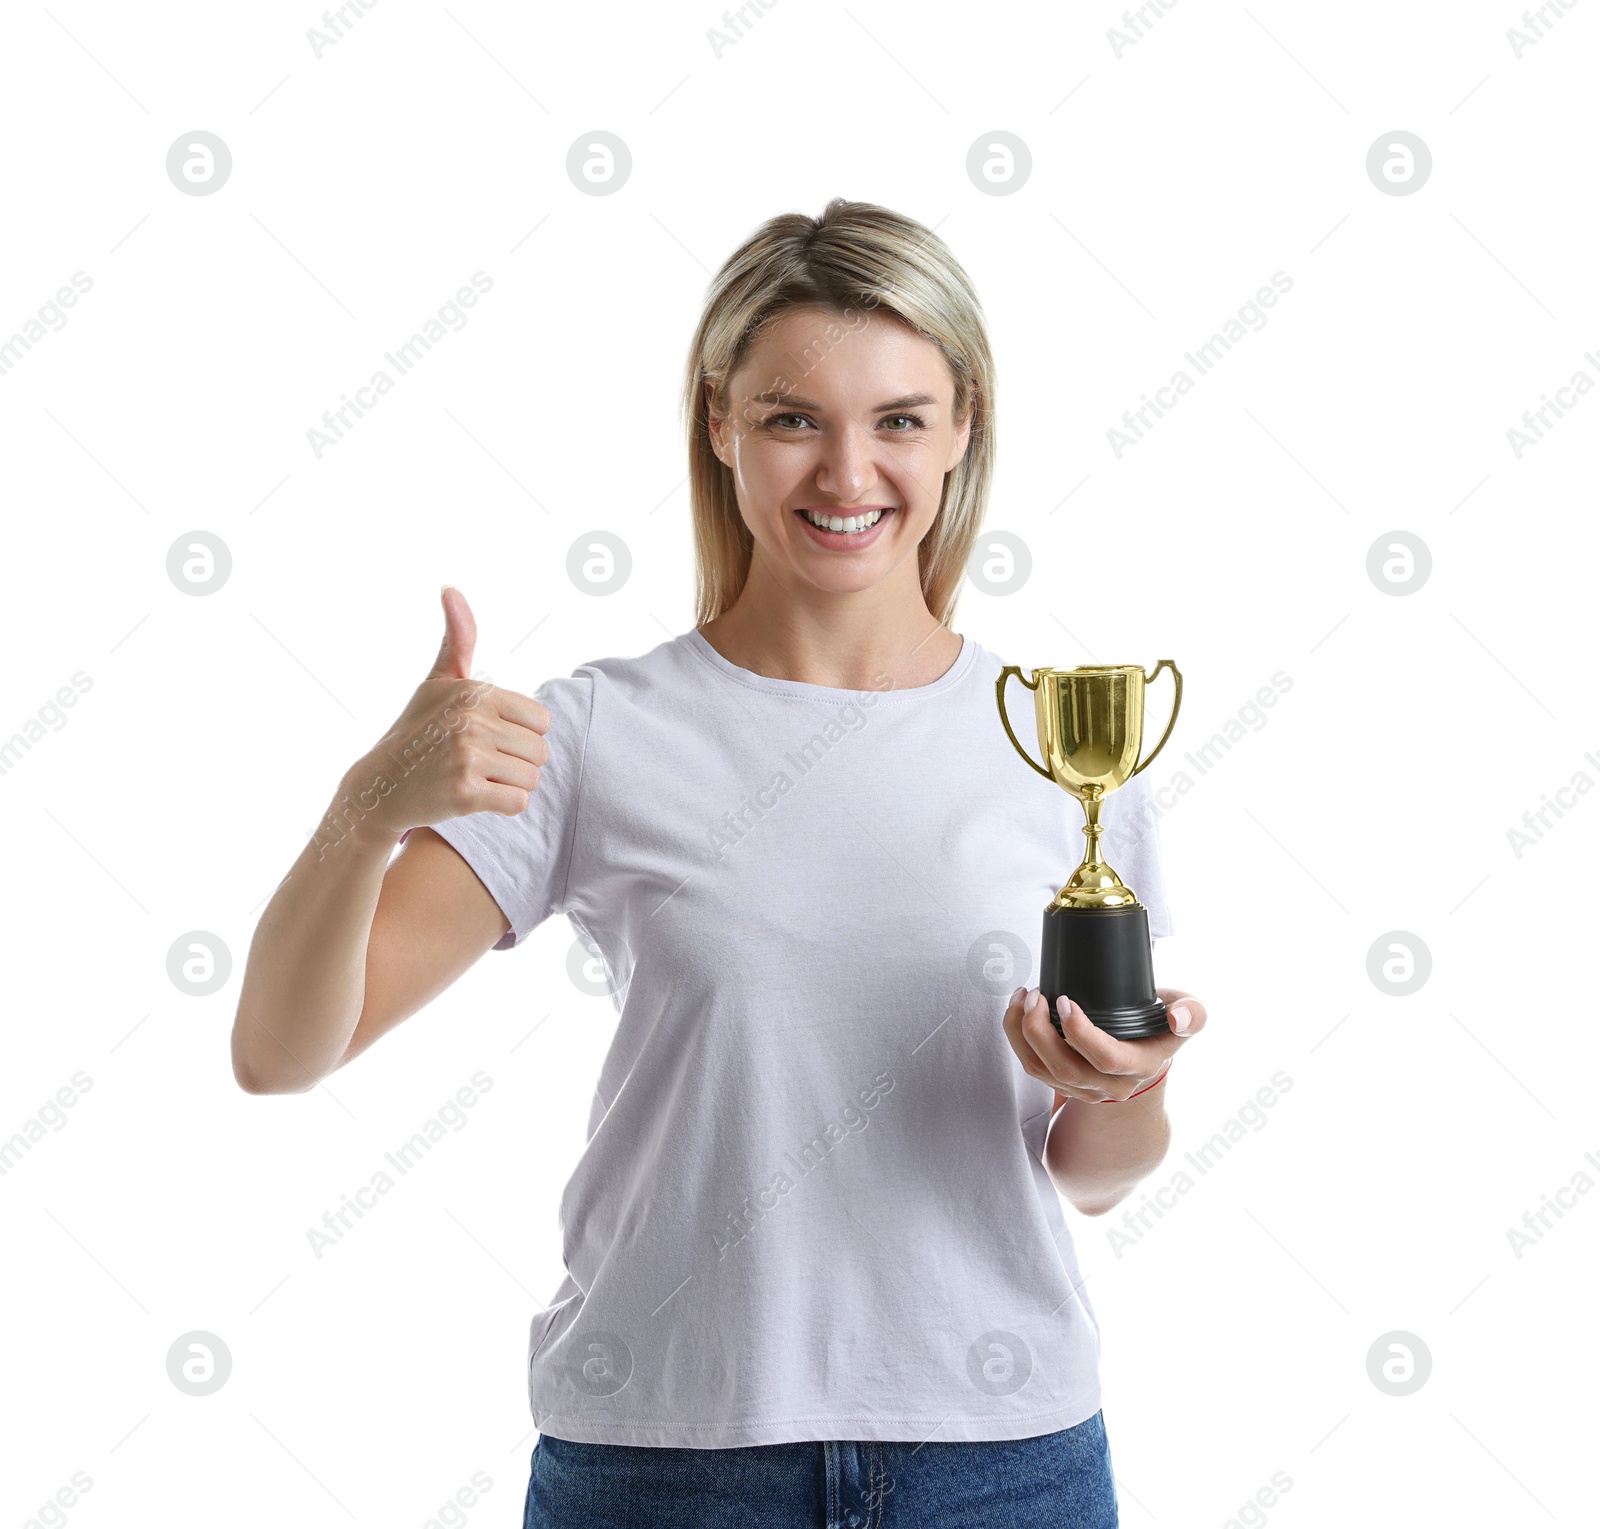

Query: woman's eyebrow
left=751, top=390, right=940, bottom=411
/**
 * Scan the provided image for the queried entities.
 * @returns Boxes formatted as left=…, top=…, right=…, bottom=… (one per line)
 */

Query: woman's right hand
left=323, top=585, right=551, bottom=852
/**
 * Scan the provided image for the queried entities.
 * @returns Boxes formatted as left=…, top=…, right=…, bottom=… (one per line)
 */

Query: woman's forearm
left=231, top=783, right=401, bottom=1094
left=1043, top=1075, right=1172, bottom=1216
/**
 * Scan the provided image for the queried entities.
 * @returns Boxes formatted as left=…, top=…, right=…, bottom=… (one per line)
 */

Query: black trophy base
left=1040, top=903, right=1169, bottom=1040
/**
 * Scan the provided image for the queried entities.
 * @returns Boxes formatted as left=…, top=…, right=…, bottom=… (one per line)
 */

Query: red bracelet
left=1100, top=1059, right=1172, bottom=1103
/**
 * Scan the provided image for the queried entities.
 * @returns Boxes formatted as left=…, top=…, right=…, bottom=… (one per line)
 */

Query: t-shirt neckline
left=681, top=626, right=975, bottom=702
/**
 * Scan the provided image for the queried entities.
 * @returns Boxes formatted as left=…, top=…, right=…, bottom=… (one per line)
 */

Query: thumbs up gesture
left=330, top=586, right=551, bottom=849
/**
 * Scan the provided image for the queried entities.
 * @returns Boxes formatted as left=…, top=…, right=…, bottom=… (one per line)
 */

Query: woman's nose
left=813, top=423, right=878, bottom=499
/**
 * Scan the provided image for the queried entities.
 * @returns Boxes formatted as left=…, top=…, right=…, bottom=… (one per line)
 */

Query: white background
left=2, top=1, right=1595, bottom=1525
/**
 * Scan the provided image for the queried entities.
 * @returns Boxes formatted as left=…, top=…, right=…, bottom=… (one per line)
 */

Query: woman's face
left=707, top=306, right=973, bottom=599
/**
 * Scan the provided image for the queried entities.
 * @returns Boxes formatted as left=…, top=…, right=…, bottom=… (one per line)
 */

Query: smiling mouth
left=796, top=506, right=894, bottom=534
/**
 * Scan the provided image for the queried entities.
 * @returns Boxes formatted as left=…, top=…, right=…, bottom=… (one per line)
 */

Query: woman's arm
left=1002, top=985, right=1207, bottom=1217
left=230, top=586, right=549, bottom=1094
left=1044, top=1071, right=1171, bottom=1216
left=231, top=819, right=509, bottom=1093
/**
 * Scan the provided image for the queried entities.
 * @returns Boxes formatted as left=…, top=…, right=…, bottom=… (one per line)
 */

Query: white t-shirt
left=431, top=626, right=1172, bottom=1448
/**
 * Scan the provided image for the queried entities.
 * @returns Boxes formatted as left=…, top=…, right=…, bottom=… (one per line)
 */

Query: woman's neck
left=697, top=605, right=962, bottom=692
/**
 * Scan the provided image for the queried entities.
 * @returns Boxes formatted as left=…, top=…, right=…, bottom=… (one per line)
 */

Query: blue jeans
left=522, top=1410, right=1118, bottom=1528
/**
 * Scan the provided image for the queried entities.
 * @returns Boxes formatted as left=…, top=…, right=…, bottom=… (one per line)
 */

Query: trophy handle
left=996, top=666, right=1054, bottom=781
left=1130, top=660, right=1183, bottom=778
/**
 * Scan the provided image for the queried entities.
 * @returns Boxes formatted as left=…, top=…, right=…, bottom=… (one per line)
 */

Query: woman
left=232, top=198, right=1207, bottom=1528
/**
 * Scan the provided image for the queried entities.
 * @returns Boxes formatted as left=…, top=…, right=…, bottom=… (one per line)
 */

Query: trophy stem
left=1079, top=788, right=1107, bottom=878
left=1051, top=785, right=1137, bottom=911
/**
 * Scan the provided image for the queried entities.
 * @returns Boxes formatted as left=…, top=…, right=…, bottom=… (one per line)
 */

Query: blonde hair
left=681, top=199, right=996, bottom=629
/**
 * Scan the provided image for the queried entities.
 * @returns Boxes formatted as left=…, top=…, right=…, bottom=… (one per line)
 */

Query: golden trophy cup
left=996, top=660, right=1183, bottom=1040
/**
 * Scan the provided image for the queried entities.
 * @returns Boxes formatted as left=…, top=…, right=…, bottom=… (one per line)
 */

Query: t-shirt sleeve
left=420, top=670, right=595, bottom=950
left=1100, top=768, right=1174, bottom=939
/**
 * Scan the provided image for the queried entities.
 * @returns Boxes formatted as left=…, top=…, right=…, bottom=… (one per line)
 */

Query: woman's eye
left=764, top=411, right=926, bottom=432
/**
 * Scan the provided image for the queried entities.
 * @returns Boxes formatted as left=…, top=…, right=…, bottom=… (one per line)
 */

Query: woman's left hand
left=1001, top=985, right=1208, bottom=1104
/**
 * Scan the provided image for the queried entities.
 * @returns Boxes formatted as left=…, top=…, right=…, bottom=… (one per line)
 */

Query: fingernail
left=1173, top=1005, right=1193, bottom=1034
left=1026, top=987, right=1041, bottom=1011
left=1010, top=986, right=1026, bottom=1007
left=1056, top=994, right=1072, bottom=1018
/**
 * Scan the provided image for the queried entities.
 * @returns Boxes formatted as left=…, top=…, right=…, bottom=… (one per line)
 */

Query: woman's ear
left=947, top=389, right=975, bottom=470
left=705, top=378, right=728, bottom=466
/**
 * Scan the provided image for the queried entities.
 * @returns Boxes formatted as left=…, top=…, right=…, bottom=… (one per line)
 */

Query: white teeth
left=805, top=508, right=884, bottom=533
